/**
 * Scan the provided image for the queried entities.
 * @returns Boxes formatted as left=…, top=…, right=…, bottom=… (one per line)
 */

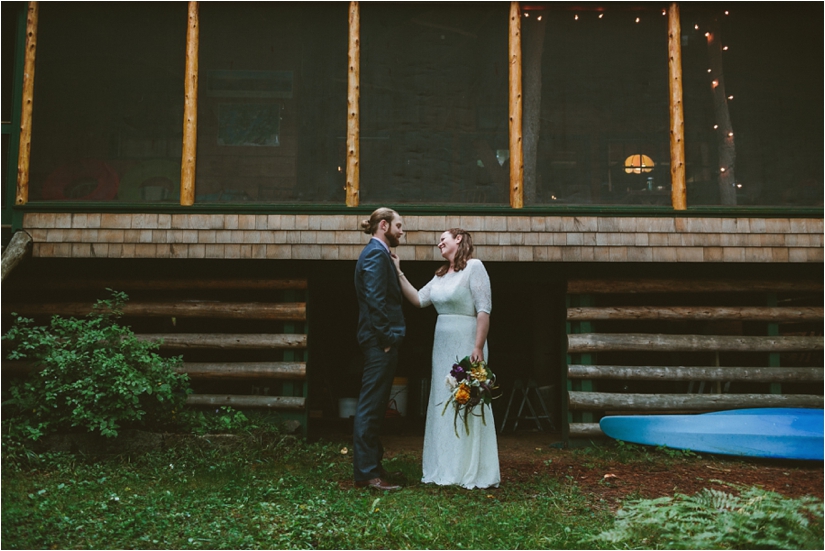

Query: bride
left=393, top=228, right=500, bottom=489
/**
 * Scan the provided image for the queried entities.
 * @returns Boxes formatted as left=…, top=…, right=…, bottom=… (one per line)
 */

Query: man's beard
left=386, top=233, right=400, bottom=248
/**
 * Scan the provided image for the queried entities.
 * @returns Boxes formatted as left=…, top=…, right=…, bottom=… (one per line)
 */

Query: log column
left=180, top=1, right=199, bottom=206
left=345, top=1, right=360, bottom=207
left=15, top=1, right=38, bottom=206
left=508, top=2, right=523, bottom=209
left=667, top=3, right=686, bottom=210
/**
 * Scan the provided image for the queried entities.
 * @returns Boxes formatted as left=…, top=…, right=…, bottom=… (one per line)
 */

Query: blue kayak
left=599, top=408, right=824, bottom=460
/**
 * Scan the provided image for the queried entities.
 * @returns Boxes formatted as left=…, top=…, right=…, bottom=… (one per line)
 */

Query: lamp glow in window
left=624, top=154, right=655, bottom=174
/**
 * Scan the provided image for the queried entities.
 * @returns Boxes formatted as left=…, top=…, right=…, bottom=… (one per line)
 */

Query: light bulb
left=574, top=14, right=578, bottom=20
left=635, top=17, right=640, bottom=23
left=720, top=167, right=726, bottom=172
left=537, top=15, right=542, bottom=21
left=728, top=132, right=734, bottom=137
left=728, top=95, right=734, bottom=100
left=599, top=13, right=604, bottom=19
left=694, top=24, right=699, bottom=30
left=723, top=46, right=729, bottom=51
left=713, top=125, right=719, bottom=129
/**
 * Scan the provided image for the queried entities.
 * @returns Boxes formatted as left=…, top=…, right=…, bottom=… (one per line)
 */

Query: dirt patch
left=373, top=430, right=824, bottom=506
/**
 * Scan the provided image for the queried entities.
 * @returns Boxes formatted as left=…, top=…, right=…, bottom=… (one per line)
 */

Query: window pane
left=360, top=3, right=510, bottom=205
left=524, top=7, right=670, bottom=206
left=682, top=5, right=823, bottom=206
left=28, top=3, right=186, bottom=203
left=196, top=2, right=347, bottom=203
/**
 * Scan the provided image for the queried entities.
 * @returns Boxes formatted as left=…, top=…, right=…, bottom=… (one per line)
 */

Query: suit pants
left=353, top=343, right=397, bottom=481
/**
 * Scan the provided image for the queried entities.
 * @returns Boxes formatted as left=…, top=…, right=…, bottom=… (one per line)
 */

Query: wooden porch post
left=668, top=3, right=687, bottom=210
left=508, top=2, right=524, bottom=209
left=15, top=1, right=38, bottom=206
left=345, top=1, right=360, bottom=207
left=180, top=1, right=199, bottom=206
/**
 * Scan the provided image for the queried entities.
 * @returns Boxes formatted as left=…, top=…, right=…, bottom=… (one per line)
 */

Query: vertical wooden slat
left=345, top=1, right=360, bottom=207
left=667, top=2, right=687, bottom=210
left=508, top=2, right=523, bottom=209
left=15, top=1, right=38, bottom=206
left=180, top=1, right=199, bottom=206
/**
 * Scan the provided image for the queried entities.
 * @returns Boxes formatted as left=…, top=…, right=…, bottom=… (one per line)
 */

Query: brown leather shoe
left=355, top=477, right=401, bottom=491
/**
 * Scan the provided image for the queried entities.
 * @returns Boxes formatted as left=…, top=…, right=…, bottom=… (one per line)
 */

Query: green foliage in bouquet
left=2, top=290, right=190, bottom=440
left=442, top=356, right=499, bottom=437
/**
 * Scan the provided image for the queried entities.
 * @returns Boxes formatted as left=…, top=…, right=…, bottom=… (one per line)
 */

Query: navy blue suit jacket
left=355, top=238, right=406, bottom=349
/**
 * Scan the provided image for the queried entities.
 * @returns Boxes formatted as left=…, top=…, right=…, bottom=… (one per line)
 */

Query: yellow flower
left=471, top=367, right=487, bottom=381
left=455, top=383, right=471, bottom=405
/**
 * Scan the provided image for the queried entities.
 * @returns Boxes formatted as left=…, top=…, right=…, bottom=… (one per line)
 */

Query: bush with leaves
left=2, top=290, right=190, bottom=440
left=592, top=485, right=824, bottom=550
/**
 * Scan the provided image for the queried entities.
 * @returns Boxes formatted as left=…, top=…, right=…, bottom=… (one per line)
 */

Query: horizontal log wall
left=567, top=306, right=823, bottom=322
left=4, top=277, right=311, bottom=432
left=565, top=277, right=823, bottom=442
left=567, top=334, right=822, bottom=353
left=5, top=301, right=306, bottom=321
left=568, top=365, right=824, bottom=383
left=20, top=213, right=823, bottom=263
left=569, top=391, right=823, bottom=411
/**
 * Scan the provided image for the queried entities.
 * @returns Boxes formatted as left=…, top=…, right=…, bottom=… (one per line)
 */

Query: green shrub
left=592, top=485, right=824, bottom=549
left=3, top=290, right=190, bottom=440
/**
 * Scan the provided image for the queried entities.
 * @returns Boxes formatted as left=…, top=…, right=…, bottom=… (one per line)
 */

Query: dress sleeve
left=417, top=276, right=435, bottom=308
left=469, top=260, right=492, bottom=314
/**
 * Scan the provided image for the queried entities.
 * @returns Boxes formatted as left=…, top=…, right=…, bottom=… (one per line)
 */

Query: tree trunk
left=522, top=14, right=545, bottom=205
left=707, top=17, right=737, bottom=205
left=1, top=231, right=33, bottom=282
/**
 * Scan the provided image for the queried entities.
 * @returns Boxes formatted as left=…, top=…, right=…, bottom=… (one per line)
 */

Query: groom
left=353, top=207, right=405, bottom=491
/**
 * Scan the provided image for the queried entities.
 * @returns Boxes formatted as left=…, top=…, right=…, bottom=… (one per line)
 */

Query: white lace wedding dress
left=418, top=259, right=500, bottom=489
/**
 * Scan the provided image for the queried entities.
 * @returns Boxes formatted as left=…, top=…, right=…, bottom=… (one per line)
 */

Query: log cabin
left=2, top=2, right=822, bottom=443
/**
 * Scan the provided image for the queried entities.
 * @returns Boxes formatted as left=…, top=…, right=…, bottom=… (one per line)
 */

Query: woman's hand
left=471, top=347, right=484, bottom=363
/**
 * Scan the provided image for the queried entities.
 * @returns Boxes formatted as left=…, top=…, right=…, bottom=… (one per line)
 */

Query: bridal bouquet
left=442, top=356, right=499, bottom=437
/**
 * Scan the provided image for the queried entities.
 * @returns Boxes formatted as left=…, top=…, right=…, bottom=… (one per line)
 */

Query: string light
left=725, top=10, right=730, bottom=15
left=720, top=167, right=726, bottom=172
left=635, top=17, right=640, bottom=23
left=662, top=9, right=666, bottom=15
left=574, top=14, right=578, bottom=21
left=705, top=32, right=710, bottom=37
left=712, top=80, right=719, bottom=87
left=713, top=125, right=719, bottom=129
left=598, top=13, right=604, bottom=19
left=694, top=24, right=699, bottom=30
left=524, top=12, right=529, bottom=18
left=537, top=15, right=542, bottom=21
left=707, top=69, right=712, bottom=73
left=723, top=46, right=729, bottom=51
left=728, top=95, right=734, bottom=100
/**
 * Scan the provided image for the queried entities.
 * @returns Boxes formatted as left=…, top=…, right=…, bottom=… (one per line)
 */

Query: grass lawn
left=2, top=435, right=608, bottom=550
left=2, top=432, right=822, bottom=550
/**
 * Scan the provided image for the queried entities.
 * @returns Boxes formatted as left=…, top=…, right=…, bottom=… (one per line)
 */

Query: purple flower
left=450, top=363, right=468, bottom=382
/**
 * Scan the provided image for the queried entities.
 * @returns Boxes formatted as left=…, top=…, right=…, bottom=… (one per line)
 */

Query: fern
left=592, top=485, right=823, bottom=549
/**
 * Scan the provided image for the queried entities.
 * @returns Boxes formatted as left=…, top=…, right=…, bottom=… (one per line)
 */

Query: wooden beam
left=136, top=333, right=306, bottom=350
left=568, top=391, right=824, bottom=411
left=567, top=279, right=823, bottom=294
left=11, top=278, right=308, bottom=291
left=508, top=1, right=523, bottom=209
left=5, top=301, right=307, bottom=321
left=1, top=231, right=33, bottom=282
left=187, top=394, right=306, bottom=411
left=345, top=1, right=360, bottom=207
left=15, top=1, right=38, bottom=206
left=567, top=306, right=823, bottom=322
left=178, top=362, right=306, bottom=380
left=567, top=333, right=823, bottom=354
left=667, top=2, right=686, bottom=210
left=180, top=1, right=199, bottom=206
left=568, top=365, right=824, bottom=383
